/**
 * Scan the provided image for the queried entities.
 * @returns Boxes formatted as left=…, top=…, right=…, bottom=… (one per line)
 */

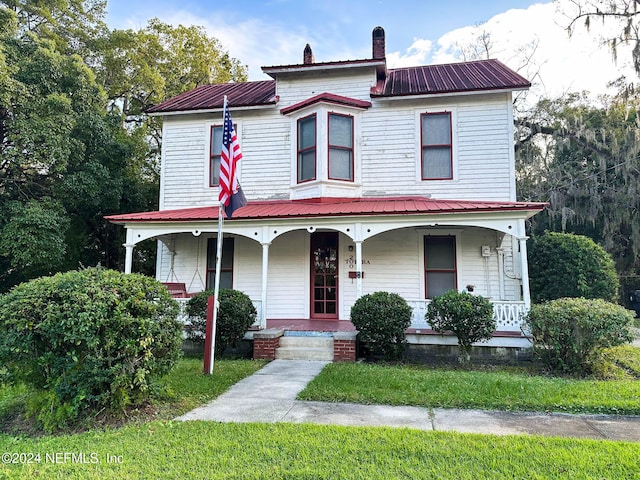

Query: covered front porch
left=106, top=196, right=545, bottom=354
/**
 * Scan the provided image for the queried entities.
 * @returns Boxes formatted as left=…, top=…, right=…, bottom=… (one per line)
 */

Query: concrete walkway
left=176, top=359, right=640, bottom=442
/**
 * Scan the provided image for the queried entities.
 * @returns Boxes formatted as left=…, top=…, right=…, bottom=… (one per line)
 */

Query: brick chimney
left=372, top=26, right=385, bottom=60
left=303, top=44, right=314, bottom=64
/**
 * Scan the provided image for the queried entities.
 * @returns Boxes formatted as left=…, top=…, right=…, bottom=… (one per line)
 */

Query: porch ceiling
left=105, top=196, right=546, bottom=224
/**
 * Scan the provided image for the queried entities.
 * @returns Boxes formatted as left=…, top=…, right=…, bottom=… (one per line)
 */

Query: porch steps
left=274, top=333, right=334, bottom=361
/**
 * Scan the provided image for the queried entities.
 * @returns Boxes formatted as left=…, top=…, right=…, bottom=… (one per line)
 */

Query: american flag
left=219, top=102, right=244, bottom=213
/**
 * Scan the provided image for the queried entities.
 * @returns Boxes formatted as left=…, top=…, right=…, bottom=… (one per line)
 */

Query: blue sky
left=105, top=0, right=545, bottom=57
left=104, top=0, right=627, bottom=98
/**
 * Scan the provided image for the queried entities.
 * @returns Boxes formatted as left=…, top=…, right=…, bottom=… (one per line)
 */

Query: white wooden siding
left=157, top=227, right=522, bottom=320
left=160, top=79, right=515, bottom=209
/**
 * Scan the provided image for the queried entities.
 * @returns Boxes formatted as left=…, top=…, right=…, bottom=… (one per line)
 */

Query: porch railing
left=406, top=299, right=527, bottom=333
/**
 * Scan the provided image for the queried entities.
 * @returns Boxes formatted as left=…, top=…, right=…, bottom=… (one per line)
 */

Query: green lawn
left=0, top=358, right=267, bottom=434
left=1, top=422, right=639, bottom=479
left=298, top=361, right=640, bottom=415
left=2, top=356, right=640, bottom=479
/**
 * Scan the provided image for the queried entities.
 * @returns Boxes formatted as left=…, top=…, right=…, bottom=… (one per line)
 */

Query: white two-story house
left=107, top=27, right=545, bottom=354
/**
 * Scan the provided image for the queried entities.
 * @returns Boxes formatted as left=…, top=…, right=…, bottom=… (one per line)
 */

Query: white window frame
left=415, top=107, right=458, bottom=183
left=204, top=119, right=243, bottom=190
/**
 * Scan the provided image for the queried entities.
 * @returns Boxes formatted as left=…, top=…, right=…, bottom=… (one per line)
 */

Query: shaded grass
left=1, top=422, right=639, bottom=479
left=0, top=358, right=267, bottom=435
left=299, top=362, right=640, bottom=415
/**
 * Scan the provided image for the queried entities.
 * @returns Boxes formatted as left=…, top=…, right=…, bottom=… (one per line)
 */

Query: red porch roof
left=105, top=196, right=546, bottom=224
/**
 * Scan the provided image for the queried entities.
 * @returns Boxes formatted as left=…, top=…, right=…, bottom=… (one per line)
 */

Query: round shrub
left=524, top=297, right=634, bottom=375
left=528, top=232, right=619, bottom=303
left=0, top=268, right=182, bottom=431
left=185, top=289, right=257, bottom=356
left=426, top=290, right=496, bottom=363
left=350, top=291, right=412, bottom=361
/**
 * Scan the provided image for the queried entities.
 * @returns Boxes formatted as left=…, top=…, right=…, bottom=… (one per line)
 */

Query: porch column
left=518, top=237, right=531, bottom=310
left=496, top=247, right=505, bottom=300
left=124, top=243, right=135, bottom=274
left=355, top=240, right=363, bottom=299
left=261, top=242, right=270, bottom=328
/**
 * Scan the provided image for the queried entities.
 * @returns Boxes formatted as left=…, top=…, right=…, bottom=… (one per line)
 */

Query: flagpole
left=208, top=95, right=229, bottom=375
left=209, top=201, right=224, bottom=375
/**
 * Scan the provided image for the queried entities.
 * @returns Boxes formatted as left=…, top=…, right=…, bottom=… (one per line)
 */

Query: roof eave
left=262, top=59, right=386, bottom=78
left=146, top=102, right=278, bottom=117
left=371, top=85, right=531, bottom=100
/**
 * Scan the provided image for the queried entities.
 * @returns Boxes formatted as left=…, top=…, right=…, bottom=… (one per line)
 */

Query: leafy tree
left=1, top=0, right=108, bottom=57
left=528, top=232, right=619, bottom=303
left=562, top=0, right=640, bottom=75
left=0, top=4, right=247, bottom=290
left=516, top=89, right=640, bottom=278
left=95, top=19, right=248, bottom=155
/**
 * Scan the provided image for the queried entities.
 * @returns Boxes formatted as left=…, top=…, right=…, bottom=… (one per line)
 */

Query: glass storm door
left=311, top=232, right=339, bottom=319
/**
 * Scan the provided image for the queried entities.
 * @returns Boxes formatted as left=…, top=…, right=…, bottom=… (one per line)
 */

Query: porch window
left=424, top=235, right=457, bottom=298
left=297, top=114, right=316, bottom=183
left=328, top=113, right=354, bottom=181
left=206, top=238, right=234, bottom=289
left=421, top=112, right=452, bottom=180
left=210, top=125, right=223, bottom=186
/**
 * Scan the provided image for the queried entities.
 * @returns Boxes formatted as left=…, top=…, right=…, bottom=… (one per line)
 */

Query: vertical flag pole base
left=203, top=295, right=215, bottom=374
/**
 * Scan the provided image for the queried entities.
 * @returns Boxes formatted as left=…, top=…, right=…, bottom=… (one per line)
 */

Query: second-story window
left=210, top=125, right=223, bottom=186
left=328, top=113, right=354, bottom=181
left=297, top=114, right=316, bottom=183
left=421, top=112, right=452, bottom=180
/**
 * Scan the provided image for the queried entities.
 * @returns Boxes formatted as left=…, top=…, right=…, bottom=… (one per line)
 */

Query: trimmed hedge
left=525, top=297, right=634, bottom=375
left=0, top=268, right=182, bottom=431
left=426, top=290, right=496, bottom=362
left=350, top=292, right=412, bottom=361
left=185, top=289, right=256, bottom=356
left=528, top=232, right=619, bottom=303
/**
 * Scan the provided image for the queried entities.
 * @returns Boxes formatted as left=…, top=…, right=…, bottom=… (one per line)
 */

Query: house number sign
left=344, top=255, right=371, bottom=269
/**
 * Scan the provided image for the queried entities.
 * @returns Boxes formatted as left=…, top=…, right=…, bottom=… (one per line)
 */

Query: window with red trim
left=297, top=114, right=316, bottom=183
left=328, top=113, right=354, bottom=181
left=424, top=236, right=457, bottom=298
left=421, top=112, right=452, bottom=180
left=210, top=125, right=222, bottom=186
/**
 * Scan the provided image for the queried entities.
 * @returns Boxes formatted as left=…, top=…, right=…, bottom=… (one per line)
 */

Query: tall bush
left=528, top=232, right=619, bottom=303
left=350, top=291, right=412, bottom=361
left=185, top=289, right=256, bottom=356
left=524, top=297, right=634, bottom=375
left=0, top=268, right=182, bottom=431
left=426, top=290, right=496, bottom=362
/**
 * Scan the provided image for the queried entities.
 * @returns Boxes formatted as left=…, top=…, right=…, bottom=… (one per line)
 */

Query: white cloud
left=114, top=1, right=635, bottom=98
left=386, top=38, right=433, bottom=68
left=388, top=2, right=634, bottom=100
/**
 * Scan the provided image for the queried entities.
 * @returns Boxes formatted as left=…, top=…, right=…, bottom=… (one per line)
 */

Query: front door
left=311, top=232, right=339, bottom=319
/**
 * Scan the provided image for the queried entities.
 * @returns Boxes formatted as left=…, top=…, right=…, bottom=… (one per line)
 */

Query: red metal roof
left=280, top=93, right=372, bottom=115
left=262, top=58, right=385, bottom=77
left=144, top=60, right=529, bottom=114
left=105, top=197, right=546, bottom=224
left=372, top=59, right=531, bottom=97
left=146, top=80, right=276, bottom=114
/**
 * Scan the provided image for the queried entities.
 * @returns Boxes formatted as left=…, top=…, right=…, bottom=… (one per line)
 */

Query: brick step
left=278, top=336, right=333, bottom=349
left=275, top=346, right=334, bottom=361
